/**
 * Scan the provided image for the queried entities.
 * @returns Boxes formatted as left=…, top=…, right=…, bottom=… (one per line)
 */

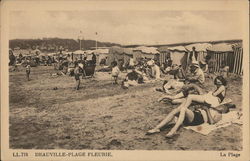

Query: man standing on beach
left=92, top=53, right=96, bottom=65
left=189, top=46, right=198, bottom=66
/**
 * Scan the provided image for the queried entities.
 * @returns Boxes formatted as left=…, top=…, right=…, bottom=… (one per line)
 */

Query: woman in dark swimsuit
left=147, top=76, right=227, bottom=138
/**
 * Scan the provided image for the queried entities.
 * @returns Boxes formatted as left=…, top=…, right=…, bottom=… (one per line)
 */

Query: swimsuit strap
left=217, top=92, right=225, bottom=102
left=214, top=86, right=226, bottom=102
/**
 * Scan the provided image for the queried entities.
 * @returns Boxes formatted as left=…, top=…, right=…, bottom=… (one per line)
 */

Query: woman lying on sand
left=147, top=76, right=227, bottom=138
left=157, top=83, right=205, bottom=104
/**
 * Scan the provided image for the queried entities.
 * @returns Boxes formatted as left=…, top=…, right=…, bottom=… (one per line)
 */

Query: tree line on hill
left=10, top=38, right=242, bottom=52
left=9, top=38, right=121, bottom=52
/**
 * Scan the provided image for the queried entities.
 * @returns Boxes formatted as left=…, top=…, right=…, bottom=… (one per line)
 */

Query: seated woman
left=147, top=76, right=227, bottom=138
left=122, top=67, right=144, bottom=89
left=156, top=65, right=186, bottom=95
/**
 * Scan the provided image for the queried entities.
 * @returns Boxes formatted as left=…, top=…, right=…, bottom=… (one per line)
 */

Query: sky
left=9, top=10, right=243, bottom=45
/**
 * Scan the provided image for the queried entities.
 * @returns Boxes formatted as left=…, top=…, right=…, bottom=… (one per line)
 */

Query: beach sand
left=9, top=66, right=242, bottom=150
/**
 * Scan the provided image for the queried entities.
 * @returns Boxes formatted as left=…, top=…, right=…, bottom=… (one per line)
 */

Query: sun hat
left=191, top=60, right=200, bottom=68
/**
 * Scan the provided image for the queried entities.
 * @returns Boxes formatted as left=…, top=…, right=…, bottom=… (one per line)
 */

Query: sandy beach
left=9, top=66, right=242, bottom=150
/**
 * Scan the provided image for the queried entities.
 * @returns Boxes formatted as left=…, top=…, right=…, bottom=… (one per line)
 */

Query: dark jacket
left=189, top=51, right=198, bottom=61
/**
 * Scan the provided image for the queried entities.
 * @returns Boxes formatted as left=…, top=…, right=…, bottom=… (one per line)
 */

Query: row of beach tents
left=106, top=42, right=243, bottom=75
left=11, top=42, right=243, bottom=75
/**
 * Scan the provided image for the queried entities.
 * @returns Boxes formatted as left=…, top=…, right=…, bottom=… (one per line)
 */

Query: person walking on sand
left=26, top=63, right=31, bottom=81
left=111, top=61, right=120, bottom=84
left=74, top=62, right=83, bottom=90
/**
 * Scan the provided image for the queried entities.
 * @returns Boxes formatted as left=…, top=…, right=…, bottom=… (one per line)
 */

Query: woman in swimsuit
left=147, top=76, right=227, bottom=138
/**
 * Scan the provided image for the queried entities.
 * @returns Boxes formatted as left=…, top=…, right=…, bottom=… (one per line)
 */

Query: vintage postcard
left=1, top=0, right=249, bottom=160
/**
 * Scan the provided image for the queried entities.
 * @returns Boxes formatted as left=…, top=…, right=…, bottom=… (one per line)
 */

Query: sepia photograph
left=1, top=0, right=249, bottom=160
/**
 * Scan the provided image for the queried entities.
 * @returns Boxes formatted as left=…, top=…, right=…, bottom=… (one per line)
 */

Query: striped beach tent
left=231, top=43, right=243, bottom=75
left=206, top=43, right=243, bottom=75
left=157, top=46, right=171, bottom=65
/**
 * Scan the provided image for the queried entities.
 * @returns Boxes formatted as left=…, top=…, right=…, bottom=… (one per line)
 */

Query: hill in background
left=9, top=38, right=121, bottom=52
left=9, top=38, right=242, bottom=53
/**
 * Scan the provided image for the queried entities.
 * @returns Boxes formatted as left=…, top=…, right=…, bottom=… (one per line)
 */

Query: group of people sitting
left=146, top=60, right=234, bottom=138
left=111, top=58, right=162, bottom=87
left=109, top=54, right=234, bottom=138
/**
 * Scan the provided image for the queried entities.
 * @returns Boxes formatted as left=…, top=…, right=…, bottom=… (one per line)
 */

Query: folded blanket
left=184, top=111, right=242, bottom=135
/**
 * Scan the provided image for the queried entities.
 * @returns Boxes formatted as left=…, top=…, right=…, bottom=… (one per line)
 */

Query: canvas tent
left=93, top=48, right=109, bottom=65
left=70, top=50, right=91, bottom=61
left=167, top=46, right=188, bottom=69
left=185, top=43, right=212, bottom=62
left=13, top=49, right=41, bottom=57
left=132, top=46, right=160, bottom=63
left=206, top=43, right=243, bottom=75
left=122, top=48, right=134, bottom=66
left=107, top=46, right=133, bottom=66
left=73, top=50, right=85, bottom=55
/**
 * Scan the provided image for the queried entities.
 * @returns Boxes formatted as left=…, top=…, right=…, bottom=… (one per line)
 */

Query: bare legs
left=166, top=94, right=205, bottom=137
left=149, top=94, right=206, bottom=137
left=158, top=83, right=204, bottom=104
left=76, top=79, right=80, bottom=90
left=147, top=101, right=186, bottom=134
left=26, top=72, right=30, bottom=81
left=112, top=76, right=118, bottom=84
left=154, top=102, right=185, bottom=130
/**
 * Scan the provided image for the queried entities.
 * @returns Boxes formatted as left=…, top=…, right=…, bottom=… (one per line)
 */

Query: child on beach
left=74, top=63, right=83, bottom=90
left=111, top=61, right=120, bottom=84
left=26, top=63, right=31, bottom=81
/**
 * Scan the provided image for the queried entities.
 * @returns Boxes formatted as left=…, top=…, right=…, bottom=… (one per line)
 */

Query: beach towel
left=184, top=111, right=242, bottom=135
